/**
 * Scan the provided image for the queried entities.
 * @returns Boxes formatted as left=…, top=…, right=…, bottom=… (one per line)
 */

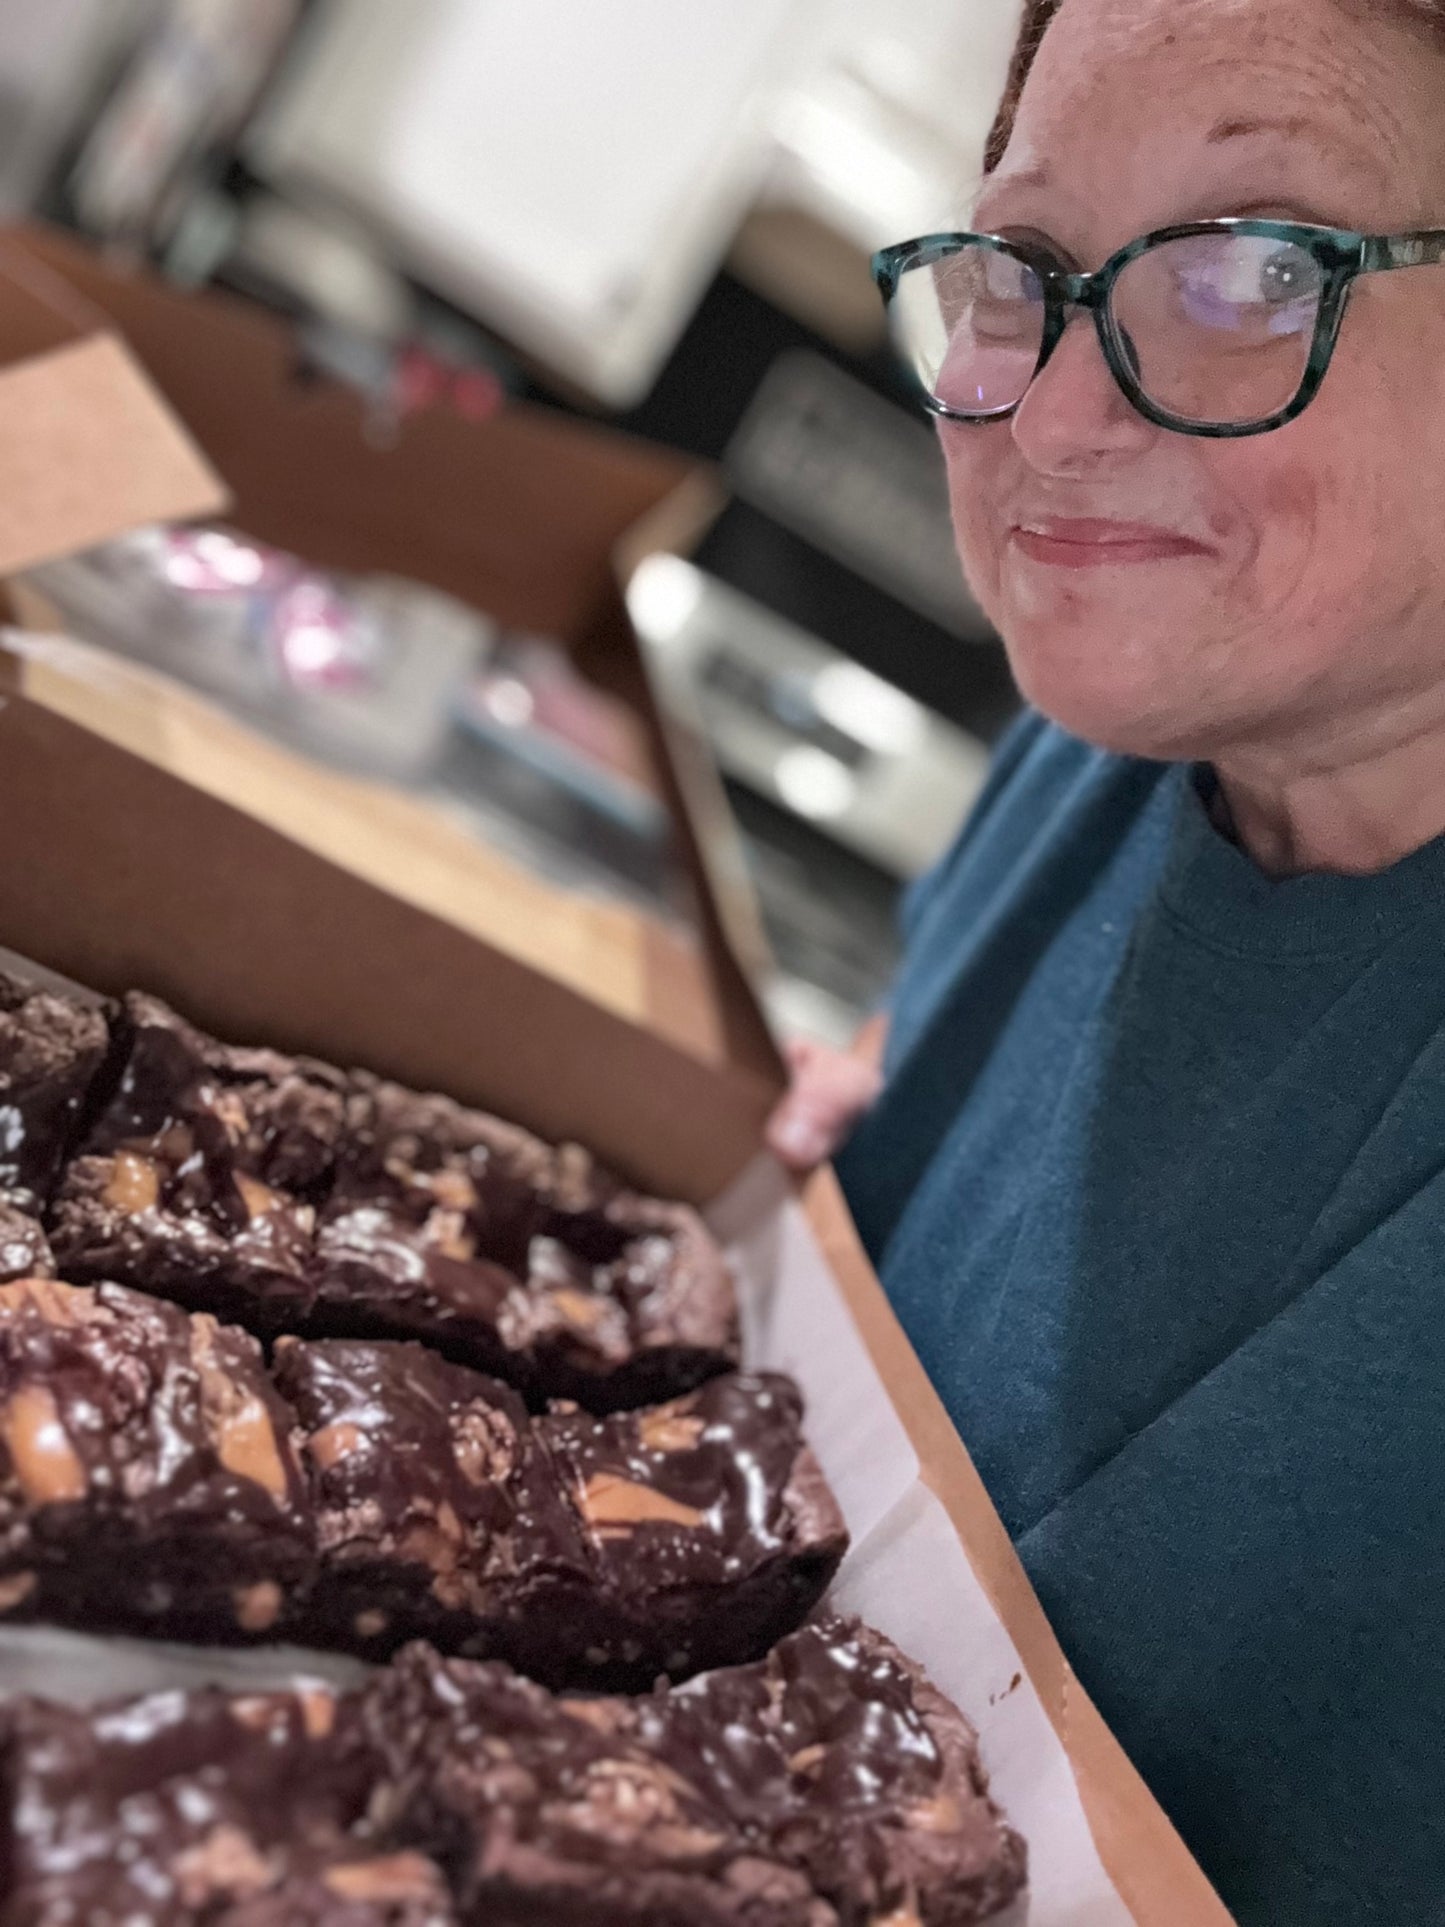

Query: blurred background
left=0, top=0, right=1022, bottom=1047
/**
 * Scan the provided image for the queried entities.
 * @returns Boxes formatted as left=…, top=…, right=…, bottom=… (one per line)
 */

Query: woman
left=768, top=0, right=1445, bottom=1919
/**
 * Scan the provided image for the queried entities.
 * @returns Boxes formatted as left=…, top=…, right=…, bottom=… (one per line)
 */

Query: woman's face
left=947, top=0, right=1445, bottom=765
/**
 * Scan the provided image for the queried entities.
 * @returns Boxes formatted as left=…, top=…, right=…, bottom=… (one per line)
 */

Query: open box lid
left=0, top=244, right=226, bottom=573
left=0, top=224, right=783, bottom=1191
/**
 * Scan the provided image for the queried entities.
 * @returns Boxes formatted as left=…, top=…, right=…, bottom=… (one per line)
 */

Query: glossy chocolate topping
left=359, top=1616, right=1027, bottom=1925
left=45, top=989, right=738, bottom=1410
left=273, top=1339, right=842, bottom=1685
left=0, top=1206, right=53, bottom=1285
left=0, top=1683, right=381, bottom=1925
left=0, top=974, right=110, bottom=1216
left=0, top=1276, right=314, bottom=1642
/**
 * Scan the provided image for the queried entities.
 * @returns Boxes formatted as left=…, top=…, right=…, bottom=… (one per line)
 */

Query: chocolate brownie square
left=316, top=1080, right=739, bottom=1410
left=654, top=1617, right=1030, bottom=1926
left=49, top=994, right=347, bottom=1330
left=274, top=1340, right=842, bottom=1686
left=0, top=1276, right=314, bottom=1643
left=355, top=1650, right=829, bottom=1927
left=357, top=1616, right=1027, bottom=1926
left=272, top=1335, right=588, bottom=1664
left=0, top=1682, right=378, bottom=1926
left=531, top=1370, right=847, bottom=1686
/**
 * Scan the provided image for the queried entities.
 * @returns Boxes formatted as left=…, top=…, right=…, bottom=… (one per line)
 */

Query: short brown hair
left=983, top=0, right=1445, bottom=173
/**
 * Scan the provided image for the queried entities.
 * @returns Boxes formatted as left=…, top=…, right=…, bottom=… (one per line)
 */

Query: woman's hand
left=765, top=1014, right=889, bottom=1174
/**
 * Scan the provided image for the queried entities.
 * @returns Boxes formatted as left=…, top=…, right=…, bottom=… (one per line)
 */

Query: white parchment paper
left=711, top=1156, right=1136, bottom=1927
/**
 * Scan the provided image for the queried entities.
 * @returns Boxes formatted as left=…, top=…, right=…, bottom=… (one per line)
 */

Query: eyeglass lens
left=892, top=231, right=1326, bottom=428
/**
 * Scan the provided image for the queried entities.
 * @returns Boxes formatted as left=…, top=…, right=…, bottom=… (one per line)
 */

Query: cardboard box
left=0, top=222, right=785, bottom=1198
left=0, top=227, right=1230, bottom=1923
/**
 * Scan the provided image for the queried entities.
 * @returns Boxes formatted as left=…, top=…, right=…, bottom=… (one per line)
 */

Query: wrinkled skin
left=946, top=0, right=1445, bottom=874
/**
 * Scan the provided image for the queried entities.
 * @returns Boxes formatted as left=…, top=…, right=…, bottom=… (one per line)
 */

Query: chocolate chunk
left=0, top=1682, right=380, bottom=1926
left=212, top=1847, right=458, bottom=1925
left=318, top=1081, right=739, bottom=1409
left=275, top=1340, right=843, bottom=1686
left=0, top=1277, right=314, bottom=1643
left=0, top=973, right=110, bottom=1217
left=0, top=1205, right=53, bottom=1284
left=358, top=1616, right=1028, bottom=1925
left=50, top=994, right=347, bottom=1329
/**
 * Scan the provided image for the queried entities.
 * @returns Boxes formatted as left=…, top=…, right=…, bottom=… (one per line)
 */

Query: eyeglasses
left=872, top=218, right=1445, bottom=439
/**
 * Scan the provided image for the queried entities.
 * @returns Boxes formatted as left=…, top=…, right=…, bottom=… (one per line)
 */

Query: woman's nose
left=1009, top=311, right=1157, bottom=473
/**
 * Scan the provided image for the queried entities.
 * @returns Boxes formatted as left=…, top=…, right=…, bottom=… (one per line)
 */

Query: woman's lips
left=1009, top=517, right=1214, bottom=568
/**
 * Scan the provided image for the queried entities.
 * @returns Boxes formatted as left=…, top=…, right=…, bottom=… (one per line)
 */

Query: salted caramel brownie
left=48, top=1000, right=738, bottom=1413
left=0, top=1276, right=314, bottom=1644
left=315, top=1080, right=739, bottom=1409
left=654, top=1617, right=1030, bottom=1926
left=357, top=1616, right=1028, bottom=1926
left=274, top=1341, right=844, bottom=1686
left=271, top=1336, right=581, bottom=1664
left=49, top=993, right=348, bottom=1330
left=0, top=1621, right=1026, bottom=1924
left=0, top=1682, right=392, bottom=1926
left=530, top=1370, right=847, bottom=1686
left=0, top=972, right=110, bottom=1218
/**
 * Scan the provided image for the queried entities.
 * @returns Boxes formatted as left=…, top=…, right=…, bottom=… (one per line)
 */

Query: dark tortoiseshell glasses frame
left=872, top=218, right=1445, bottom=439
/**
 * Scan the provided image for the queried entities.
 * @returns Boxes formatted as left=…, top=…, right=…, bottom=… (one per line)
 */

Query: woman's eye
left=1258, top=250, right=1317, bottom=302
left=1165, top=238, right=1323, bottom=335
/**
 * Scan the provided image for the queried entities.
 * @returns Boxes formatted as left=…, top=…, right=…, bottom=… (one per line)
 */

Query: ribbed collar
left=1154, top=764, right=1445, bottom=959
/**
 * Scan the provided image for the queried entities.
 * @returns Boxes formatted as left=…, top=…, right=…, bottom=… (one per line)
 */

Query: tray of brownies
left=0, top=955, right=1028, bottom=1926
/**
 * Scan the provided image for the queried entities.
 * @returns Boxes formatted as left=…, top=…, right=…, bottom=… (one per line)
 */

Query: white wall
left=249, top=0, right=1024, bottom=397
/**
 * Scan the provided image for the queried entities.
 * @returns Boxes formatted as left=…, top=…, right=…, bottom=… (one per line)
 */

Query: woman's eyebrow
left=970, top=169, right=1054, bottom=231
left=975, top=162, right=1053, bottom=216
left=1205, top=111, right=1389, bottom=184
left=1206, top=113, right=1317, bottom=144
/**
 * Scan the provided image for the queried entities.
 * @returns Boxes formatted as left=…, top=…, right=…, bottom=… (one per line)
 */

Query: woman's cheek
left=1234, top=450, right=1333, bottom=631
left=940, top=434, right=1008, bottom=615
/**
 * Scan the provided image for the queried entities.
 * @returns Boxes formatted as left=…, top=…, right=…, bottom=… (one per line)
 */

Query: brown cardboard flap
left=0, top=688, right=775, bottom=1203
left=4, top=633, right=726, bottom=1068
left=0, top=336, right=224, bottom=574
left=803, top=1167, right=1234, bottom=1927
